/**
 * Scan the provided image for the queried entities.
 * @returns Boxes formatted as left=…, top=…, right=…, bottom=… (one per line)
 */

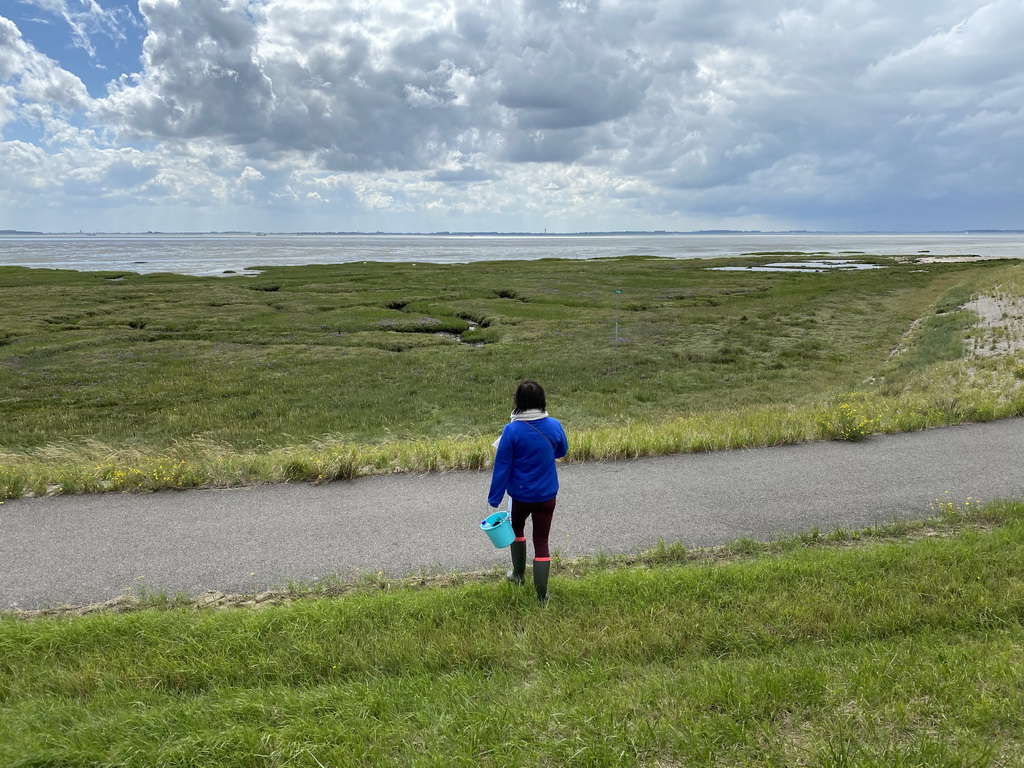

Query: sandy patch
left=964, top=294, right=1024, bottom=357
left=915, top=256, right=1006, bottom=263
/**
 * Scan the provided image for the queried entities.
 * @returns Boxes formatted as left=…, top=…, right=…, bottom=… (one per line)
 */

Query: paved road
left=3, top=418, right=1023, bottom=610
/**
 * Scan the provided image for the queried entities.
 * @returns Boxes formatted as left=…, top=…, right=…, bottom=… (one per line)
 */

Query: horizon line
left=3, top=229, right=1022, bottom=237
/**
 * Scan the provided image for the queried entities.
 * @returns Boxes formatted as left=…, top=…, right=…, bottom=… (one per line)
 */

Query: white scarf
left=510, top=409, right=549, bottom=422
left=493, top=409, right=550, bottom=447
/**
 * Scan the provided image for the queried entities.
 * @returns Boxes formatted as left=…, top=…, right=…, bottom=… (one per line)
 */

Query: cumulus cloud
left=493, top=25, right=651, bottom=132
left=867, top=0, right=1024, bottom=88
left=0, top=16, right=89, bottom=109
left=2, top=0, right=1023, bottom=231
left=96, top=0, right=275, bottom=143
left=91, top=0, right=660, bottom=172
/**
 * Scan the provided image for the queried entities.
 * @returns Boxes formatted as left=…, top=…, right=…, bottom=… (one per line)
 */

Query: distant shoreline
left=3, top=229, right=1023, bottom=237
left=3, top=231, right=1022, bottom=277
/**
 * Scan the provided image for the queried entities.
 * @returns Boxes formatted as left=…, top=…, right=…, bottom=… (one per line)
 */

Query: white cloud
left=0, top=139, right=51, bottom=191
left=0, top=84, right=17, bottom=130
left=0, top=16, right=89, bottom=109
left=95, top=0, right=275, bottom=143
left=239, top=165, right=264, bottom=182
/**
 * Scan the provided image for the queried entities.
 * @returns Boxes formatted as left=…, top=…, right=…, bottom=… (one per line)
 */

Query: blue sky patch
left=7, top=1, right=145, bottom=97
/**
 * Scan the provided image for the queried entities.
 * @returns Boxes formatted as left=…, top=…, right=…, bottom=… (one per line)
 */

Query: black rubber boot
left=533, top=559, right=550, bottom=603
left=506, top=540, right=526, bottom=585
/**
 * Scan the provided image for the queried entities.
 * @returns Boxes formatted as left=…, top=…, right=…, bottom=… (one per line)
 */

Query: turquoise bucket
left=481, top=511, right=515, bottom=548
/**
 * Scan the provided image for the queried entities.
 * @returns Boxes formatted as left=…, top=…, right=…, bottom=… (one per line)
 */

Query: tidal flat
left=2, top=253, right=1023, bottom=495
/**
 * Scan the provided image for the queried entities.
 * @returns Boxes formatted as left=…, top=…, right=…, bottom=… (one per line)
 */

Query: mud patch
left=712, top=260, right=883, bottom=273
left=914, top=255, right=988, bottom=263
left=436, top=329, right=485, bottom=347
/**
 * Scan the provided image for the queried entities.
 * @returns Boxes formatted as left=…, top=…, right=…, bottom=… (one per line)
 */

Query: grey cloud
left=490, top=5, right=653, bottom=131
left=614, top=0, right=1024, bottom=212
left=454, top=9, right=489, bottom=47
left=630, top=0, right=750, bottom=44
left=96, top=1, right=480, bottom=171
left=392, top=28, right=479, bottom=74
left=97, top=0, right=274, bottom=142
left=62, top=156, right=159, bottom=197
left=497, top=45, right=650, bottom=130
left=864, top=0, right=1024, bottom=89
left=429, top=166, right=496, bottom=183
left=93, top=0, right=659, bottom=173
left=502, top=128, right=594, bottom=164
left=848, top=2, right=1024, bottom=199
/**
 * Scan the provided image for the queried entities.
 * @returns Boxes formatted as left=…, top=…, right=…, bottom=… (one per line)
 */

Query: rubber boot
left=506, top=540, right=526, bottom=585
left=533, top=559, right=550, bottom=603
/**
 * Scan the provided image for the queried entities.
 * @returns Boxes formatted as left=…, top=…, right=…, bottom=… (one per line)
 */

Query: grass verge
left=2, top=499, right=1023, bottom=766
left=3, top=384, right=1024, bottom=498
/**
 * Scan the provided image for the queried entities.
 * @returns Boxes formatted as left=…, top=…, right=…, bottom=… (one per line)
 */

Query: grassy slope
left=2, top=502, right=1023, bottom=767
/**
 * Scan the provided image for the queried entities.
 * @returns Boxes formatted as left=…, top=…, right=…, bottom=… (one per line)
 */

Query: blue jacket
left=488, top=417, right=569, bottom=507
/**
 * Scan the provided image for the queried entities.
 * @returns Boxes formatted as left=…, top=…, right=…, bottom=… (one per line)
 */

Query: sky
left=0, top=0, right=1022, bottom=234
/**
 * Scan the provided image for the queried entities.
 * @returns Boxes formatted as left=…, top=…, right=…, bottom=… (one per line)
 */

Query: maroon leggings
left=511, top=497, right=556, bottom=560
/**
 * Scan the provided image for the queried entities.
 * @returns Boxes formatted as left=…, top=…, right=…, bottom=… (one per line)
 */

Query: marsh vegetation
left=2, top=253, right=1023, bottom=496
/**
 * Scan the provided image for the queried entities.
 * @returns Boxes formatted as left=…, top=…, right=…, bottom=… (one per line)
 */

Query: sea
left=0, top=232, right=1021, bottom=277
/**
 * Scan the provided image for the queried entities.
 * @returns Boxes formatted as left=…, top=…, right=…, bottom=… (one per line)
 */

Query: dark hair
left=513, top=380, right=546, bottom=413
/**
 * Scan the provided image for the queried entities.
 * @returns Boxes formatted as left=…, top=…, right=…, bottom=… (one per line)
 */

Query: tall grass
left=4, top=378, right=1024, bottom=498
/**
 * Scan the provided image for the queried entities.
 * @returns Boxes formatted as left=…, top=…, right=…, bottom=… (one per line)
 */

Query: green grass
left=3, top=500, right=1024, bottom=766
left=2, top=254, right=1024, bottom=497
left=0, top=255, right=919, bottom=447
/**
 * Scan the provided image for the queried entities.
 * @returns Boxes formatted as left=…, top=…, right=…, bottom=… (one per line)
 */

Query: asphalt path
left=3, top=418, right=1023, bottom=610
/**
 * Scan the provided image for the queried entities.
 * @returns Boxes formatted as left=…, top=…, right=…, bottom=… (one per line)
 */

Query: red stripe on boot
left=514, top=536, right=527, bottom=542
left=534, top=556, right=551, bottom=562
